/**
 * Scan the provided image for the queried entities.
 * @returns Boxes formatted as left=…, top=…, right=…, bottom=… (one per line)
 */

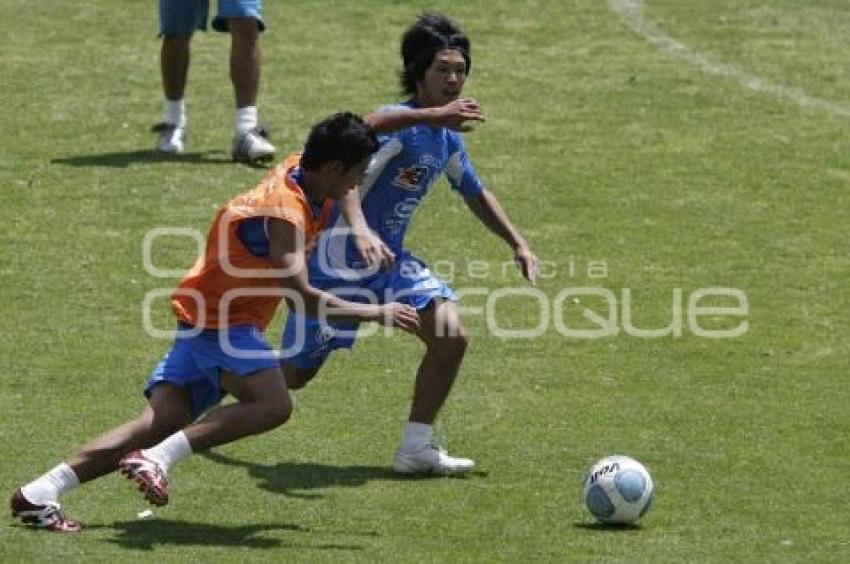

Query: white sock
left=141, top=431, right=193, bottom=474
left=401, top=422, right=433, bottom=453
left=164, top=98, right=186, bottom=128
left=21, top=463, right=79, bottom=505
left=235, top=105, right=258, bottom=134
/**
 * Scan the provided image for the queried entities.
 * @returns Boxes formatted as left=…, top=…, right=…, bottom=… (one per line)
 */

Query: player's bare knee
left=433, top=328, right=469, bottom=362
left=256, top=393, right=293, bottom=430
left=270, top=393, right=293, bottom=427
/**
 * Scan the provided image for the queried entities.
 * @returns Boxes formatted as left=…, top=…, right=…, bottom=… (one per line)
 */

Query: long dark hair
left=399, top=12, right=472, bottom=97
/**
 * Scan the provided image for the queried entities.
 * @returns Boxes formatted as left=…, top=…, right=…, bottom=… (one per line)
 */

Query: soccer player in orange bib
left=10, top=112, right=420, bottom=532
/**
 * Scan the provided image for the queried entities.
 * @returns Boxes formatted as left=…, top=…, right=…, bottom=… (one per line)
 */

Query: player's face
left=330, top=157, right=370, bottom=200
left=416, top=49, right=467, bottom=107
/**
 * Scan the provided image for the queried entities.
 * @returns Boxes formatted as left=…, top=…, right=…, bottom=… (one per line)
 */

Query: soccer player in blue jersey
left=280, top=12, right=539, bottom=475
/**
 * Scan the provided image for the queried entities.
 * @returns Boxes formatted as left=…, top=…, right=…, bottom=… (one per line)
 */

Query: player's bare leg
left=393, top=298, right=475, bottom=475
left=119, top=367, right=291, bottom=506
left=409, top=299, right=468, bottom=423
left=228, top=17, right=275, bottom=162
left=155, top=35, right=191, bottom=153
left=70, top=384, right=192, bottom=482
left=228, top=18, right=259, bottom=109
left=11, top=385, right=192, bottom=531
left=161, top=35, right=191, bottom=101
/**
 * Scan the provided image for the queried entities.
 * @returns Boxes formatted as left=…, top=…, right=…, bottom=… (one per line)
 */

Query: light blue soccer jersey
left=282, top=103, right=485, bottom=368
left=309, top=101, right=485, bottom=284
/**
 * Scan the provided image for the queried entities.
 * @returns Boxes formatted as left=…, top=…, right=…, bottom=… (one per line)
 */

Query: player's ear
left=316, top=160, right=343, bottom=182
left=325, top=159, right=344, bottom=178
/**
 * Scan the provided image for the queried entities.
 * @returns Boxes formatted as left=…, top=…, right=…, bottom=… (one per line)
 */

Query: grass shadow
left=202, top=450, right=484, bottom=499
left=51, top=150, right=269, bottom=169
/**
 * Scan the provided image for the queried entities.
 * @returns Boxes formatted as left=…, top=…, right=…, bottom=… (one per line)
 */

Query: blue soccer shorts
left=280, top=251, right=456, bottom=370
left=159, top=0, right=266, bottom=35
left=145, top=323, right=280, bottom=420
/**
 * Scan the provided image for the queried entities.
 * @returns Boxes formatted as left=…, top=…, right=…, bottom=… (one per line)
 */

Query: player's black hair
left=399, top=12, right=471, bottom=97
left=300, top=112, right=378, bottom=171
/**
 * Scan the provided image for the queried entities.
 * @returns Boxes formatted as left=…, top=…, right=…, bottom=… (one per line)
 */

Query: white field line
left=607, top=0, right=850, bottom=118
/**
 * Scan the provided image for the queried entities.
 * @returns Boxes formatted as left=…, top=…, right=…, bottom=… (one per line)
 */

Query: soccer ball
left=584, top=455, right=654, bottom=524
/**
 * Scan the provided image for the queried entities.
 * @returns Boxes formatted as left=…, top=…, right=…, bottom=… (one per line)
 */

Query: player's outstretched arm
left=364, top=98, right=485, bottom=134
left=267, top=218, right=419, bottom=332
left=464, top=190, right=539, bottom=286
left=339, top=188, right=395, bottom=270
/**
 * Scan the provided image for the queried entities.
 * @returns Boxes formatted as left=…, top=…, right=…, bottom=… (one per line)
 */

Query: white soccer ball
left=584, top=455, right=654, bottom=524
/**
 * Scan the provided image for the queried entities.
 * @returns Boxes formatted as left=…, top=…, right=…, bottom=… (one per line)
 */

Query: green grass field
left=2, top=0, right=850, bottom=561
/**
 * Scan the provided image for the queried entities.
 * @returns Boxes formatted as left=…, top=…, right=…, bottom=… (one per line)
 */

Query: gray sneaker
left=152, top=122, right=186, bottom=153
left=232, top=127, right=276, bottom=163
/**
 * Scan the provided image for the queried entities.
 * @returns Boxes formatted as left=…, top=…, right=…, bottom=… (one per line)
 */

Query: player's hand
left=378, top=302, right=421, bottom=333
left=434, top=98, right=485, bottom=132
left=514, top=245, right=539, bottom=286
left=353, top=229, right=395, bottom=270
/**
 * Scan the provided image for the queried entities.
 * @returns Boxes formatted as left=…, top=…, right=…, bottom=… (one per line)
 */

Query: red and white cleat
left=10, top=489, right=82, bottom=532
left=119, top=450, right=170, bottom=507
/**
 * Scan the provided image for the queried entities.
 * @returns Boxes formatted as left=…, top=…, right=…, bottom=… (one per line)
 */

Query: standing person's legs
left=155, top=0, right=206, bottom=152
left=161, top=36, right=191, bottom=103
left=214, top=1, right=276, bottom=161
left=227, top=18, right=260, bottom=110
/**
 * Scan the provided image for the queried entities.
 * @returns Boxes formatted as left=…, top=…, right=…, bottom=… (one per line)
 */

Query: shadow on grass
left=104, top=518, right=306, bottom=550
left=202, top=450, right=486, bottom=499
left=101, top=518, right=366, bottom=551
left=51, top=150, right=269, bottom=169
left=573, top=522, right=643, bottom=533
